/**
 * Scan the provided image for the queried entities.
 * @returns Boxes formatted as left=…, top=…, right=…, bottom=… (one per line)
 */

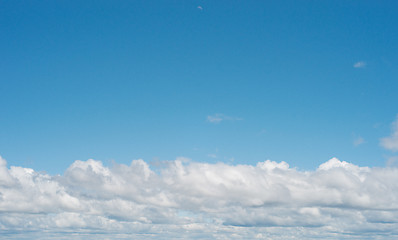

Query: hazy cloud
left=353, top=136, right=365, bottom=146
left=1, top=156, right=398, bottom=239
left=380, top=115, right=398, bottom=151
left=206, top=113, right=242, bottom=123
left=354, top=61, right=366, bottom=68
left=386, top=156, right=398, bottom=167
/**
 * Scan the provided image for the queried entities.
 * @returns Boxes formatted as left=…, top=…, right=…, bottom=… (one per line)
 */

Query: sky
left=1, top=0, right=398, bottom=239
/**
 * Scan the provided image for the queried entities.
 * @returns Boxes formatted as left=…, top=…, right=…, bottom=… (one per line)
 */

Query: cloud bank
left=1, top=156, right=398, bottom=239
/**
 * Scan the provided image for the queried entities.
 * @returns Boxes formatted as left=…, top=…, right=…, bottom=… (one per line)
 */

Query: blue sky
left=2, top=1, right=398, bottom=239
left=1, top=1, right=398, bottom=174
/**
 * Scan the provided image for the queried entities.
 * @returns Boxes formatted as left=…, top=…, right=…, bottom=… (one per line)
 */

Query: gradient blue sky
left=1, top=0, right=397, bottom=174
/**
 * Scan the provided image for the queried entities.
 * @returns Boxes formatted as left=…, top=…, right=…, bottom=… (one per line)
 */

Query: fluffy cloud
left=380, top=115, right=398, bottom=151
left=1, top=156, right=398, bottom=239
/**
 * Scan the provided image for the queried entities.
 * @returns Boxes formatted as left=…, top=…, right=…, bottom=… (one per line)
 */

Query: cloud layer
left=1, top=156, right=398, bottom=239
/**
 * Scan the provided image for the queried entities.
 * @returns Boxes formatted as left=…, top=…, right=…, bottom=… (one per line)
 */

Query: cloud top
left=1, top=156, right=398, bottom=239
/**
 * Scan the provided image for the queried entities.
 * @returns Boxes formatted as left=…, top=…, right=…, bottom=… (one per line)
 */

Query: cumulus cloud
left=380, top=115, right=398, bottom=151
left=354, top=61, right=366, bottom=68
left=206, top=113, right=242, bottom=123
left=1, top=155, right=398, bottom=239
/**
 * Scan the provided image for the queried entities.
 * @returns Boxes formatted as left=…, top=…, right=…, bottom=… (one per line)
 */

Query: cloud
left=206, top=113, right=242, bottom=123
left=353, top=136, right=365, bottom=146
left=353, top=61, right=366, bottom=68
left=386, top=156, right=398, bottom=167
left=1, top=155, right=398, bottom=239
left=380, top=115, right=398, bottom=151
left=197, top=5, right=203, bottom=11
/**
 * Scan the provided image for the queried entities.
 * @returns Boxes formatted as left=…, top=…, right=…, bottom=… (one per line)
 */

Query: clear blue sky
left=1, top=0, right=397, bottom=174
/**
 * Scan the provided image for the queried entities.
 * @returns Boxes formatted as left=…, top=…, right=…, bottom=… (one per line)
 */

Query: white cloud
left=197, top=6, right=203, bottom=11
left=1, top=155, right=398, bottom=239
left=353, top=61, right=366, bottom=68
left=380, top=115, right=398, bottom=151
left=206, top=113, right=242, bottom=123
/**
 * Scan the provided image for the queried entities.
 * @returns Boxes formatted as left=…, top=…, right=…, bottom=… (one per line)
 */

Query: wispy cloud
left=353, top=136, right=365, bottom=146
left=206, top=113, right=242, bottom=123
left=380, top=115, right=398, bottom=151
left=197, top=5, right=203, bottom=11
left=353, top=61, right=366, bottom=68
left=1, top=156, right=398, bottom=239
left=386, top=156, right=398, bottom=167
left=258, top=129, right=267, bottom=135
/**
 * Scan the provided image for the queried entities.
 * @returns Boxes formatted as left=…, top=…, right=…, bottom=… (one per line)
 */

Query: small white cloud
left=207, top=114, right=223, bottom=123
left=353, top=136, right=365, bottom=146
left=380, top=115, right=398, bottom=152
left=206, top=113, right=242, bottom=123
left=197, top=5, right=203, bottom=11
left=354, top=61, right=366, bottom=68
